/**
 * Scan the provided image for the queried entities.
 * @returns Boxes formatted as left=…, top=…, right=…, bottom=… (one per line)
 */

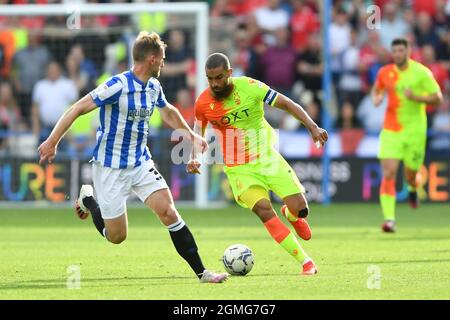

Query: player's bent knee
left=255, top=209, right=275, bottom=223
left=252, top=202, right=271, bottom=213
left=382, top=167, right=397, bottom=180
left=386, top=173, right=396, bottom=180
left=156, top=205, right=179, bottom=226
left=252, top=201, right=275, bottom=222
left=107, top=231, right=127, bottom=244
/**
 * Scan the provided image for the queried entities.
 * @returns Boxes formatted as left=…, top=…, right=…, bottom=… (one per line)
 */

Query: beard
left=211, top=84, right=233, bottom=99
left=394, top=57, right=408, bottom=68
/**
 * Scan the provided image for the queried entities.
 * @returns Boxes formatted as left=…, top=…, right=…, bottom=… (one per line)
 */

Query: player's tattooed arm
left=38, top=94, right=96, bottom=164
left=272, top=94, right=328, bottom=147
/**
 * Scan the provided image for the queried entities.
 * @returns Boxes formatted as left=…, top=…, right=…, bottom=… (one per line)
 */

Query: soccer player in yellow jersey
left=187, top=53, right=328, bottom=275
left=372, top=38, right=443, bottom=232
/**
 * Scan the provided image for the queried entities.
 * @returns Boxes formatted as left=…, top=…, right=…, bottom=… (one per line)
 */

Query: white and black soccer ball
left=222, top=244, right=254, bottom=276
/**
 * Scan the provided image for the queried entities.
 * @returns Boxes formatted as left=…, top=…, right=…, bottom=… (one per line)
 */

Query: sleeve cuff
left=156, top=101, right=167, bottom=108
left=89, top=91, right=103, bottom=107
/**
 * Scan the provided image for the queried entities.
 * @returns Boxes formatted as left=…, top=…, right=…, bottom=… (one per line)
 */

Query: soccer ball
left=222, top=244, right=254, bottom=276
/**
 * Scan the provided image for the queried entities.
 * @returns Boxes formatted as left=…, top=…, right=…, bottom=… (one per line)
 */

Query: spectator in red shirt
left=422, top=44, right=448, bottom=121
left=290, top=0, right=320, bottom=53
left=358, top=30, right=390, bottom=92
left=374, top=0, right=394, bottom=14
left=335, top=101, right=365, bottom=156
left=212, top=0, right=268, bottom=17
left=304, top=0, right=319, bottom=13
left=0, top=29, right=16, bottom=79
left=12, top=0, right=47, bottom=29
left=173, top=88, right=195, bottom=127
left=412, top=0, right=436, bottom=17
left=405, top=32, right=424, bottom=63
left=422, top=44, right=448, bottom=92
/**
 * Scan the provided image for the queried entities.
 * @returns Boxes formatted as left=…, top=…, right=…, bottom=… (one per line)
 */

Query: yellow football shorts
left=223, top=151, right=305, bottom=209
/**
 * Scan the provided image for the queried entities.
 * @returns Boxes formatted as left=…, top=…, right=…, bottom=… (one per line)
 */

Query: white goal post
left=0, top=2, right=210, bottom=208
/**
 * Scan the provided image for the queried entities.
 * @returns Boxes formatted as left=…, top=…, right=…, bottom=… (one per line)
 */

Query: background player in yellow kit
left=187, top=53, right=328, bottom=275
left=372, top=38, right=443, bottom=233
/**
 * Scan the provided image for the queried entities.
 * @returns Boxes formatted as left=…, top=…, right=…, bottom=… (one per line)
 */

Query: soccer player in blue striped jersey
left=38, top=31, right=228, bottom=283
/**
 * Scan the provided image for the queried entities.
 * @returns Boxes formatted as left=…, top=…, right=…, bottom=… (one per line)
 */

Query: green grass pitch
left=1, top=203, right=450, bottom=300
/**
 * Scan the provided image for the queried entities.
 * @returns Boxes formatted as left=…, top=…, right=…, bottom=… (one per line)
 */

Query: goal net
left=0, top=2, right=220, bottom=208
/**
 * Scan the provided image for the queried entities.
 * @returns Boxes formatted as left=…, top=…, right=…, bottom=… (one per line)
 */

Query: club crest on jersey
left=233, top=91, right=241, bottom=105
left=148, top=89, right=159, bottom=103
left=210, top=103, right=215, bottom=110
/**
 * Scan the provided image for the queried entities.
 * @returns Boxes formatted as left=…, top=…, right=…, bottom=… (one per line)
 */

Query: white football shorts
left=92, top=160, right=168, bottom=219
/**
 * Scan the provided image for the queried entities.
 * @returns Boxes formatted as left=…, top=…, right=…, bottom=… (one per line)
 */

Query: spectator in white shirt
left=252, top=0, right=290, bottom=46
left=330, top=8, right=352, bottom=106
left=378, top=2, right=410, bottom=50
left=357, top=93, right=387, bottom=134
left=339, top=29, right=363, bottom=108
left=429, top=100, right=450, bottom=153
left=31, top=61, right=79, bottom=143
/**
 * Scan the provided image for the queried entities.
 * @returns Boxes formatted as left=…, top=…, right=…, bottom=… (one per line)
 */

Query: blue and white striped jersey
left=89, top=70, right=167, bottom=169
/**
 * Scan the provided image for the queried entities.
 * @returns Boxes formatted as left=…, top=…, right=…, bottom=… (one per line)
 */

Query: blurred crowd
left=0, top=0, right=449, bottom=159
left=212, top=0, right=450, bottom=156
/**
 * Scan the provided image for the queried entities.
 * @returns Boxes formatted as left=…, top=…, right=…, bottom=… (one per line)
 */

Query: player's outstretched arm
left=159, top=103, right=196, bottom=134
left=38, top=94, right=96, bottom=164
left=273, top=94, right=328, bottom=147
left=159, top=104, right=208, bottom=172
left=187, top=120, right=207, bottom=174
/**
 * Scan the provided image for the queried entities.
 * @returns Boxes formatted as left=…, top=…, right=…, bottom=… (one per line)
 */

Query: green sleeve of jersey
left=244, top=77, right=278, bottom=106
left=421, top=67, right=440, bottom=94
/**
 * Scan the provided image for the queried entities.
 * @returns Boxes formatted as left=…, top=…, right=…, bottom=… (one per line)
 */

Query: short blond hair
left=132, top=31, right=166, bottom=62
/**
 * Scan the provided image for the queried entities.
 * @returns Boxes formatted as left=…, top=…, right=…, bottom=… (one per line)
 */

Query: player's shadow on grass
left=0, top=276, right=195, bottom=291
